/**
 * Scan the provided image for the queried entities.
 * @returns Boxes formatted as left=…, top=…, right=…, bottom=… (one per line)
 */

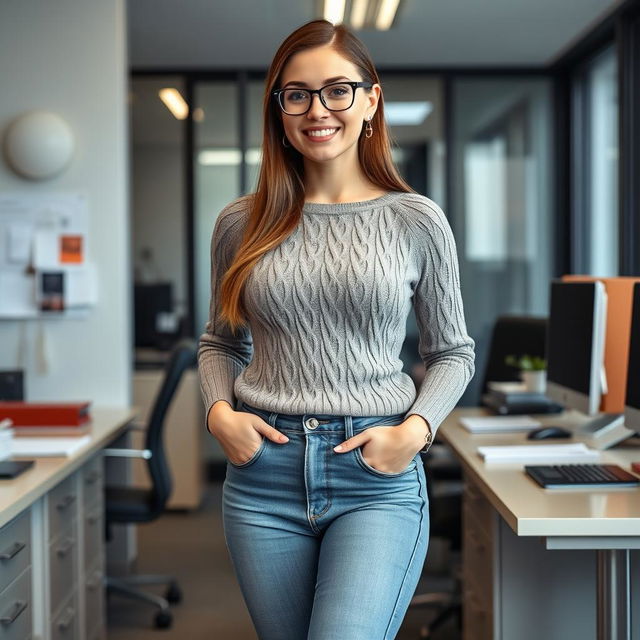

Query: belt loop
left=345, top=415, right=354, bottom=438
left=268, top=412, right=278, bottom=427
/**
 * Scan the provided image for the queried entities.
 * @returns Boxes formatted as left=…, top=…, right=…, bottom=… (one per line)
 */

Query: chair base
left=106, top=574, right=182, bottom=629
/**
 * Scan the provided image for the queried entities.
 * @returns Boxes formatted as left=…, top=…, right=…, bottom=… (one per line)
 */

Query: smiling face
left=277, top=45, right=380, bottom=166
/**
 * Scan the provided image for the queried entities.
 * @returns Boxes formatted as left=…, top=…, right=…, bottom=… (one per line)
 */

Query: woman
left=198, top=18, right=475, bottom=640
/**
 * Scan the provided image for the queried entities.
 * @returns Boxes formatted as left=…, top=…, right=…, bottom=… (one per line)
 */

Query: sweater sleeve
left=197, top=198, right=253, bottom=426
left=402, top=197, right=475, bottom=442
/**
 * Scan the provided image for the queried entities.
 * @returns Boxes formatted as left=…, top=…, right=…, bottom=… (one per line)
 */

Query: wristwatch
left=418, top=428, right=433, bottom=453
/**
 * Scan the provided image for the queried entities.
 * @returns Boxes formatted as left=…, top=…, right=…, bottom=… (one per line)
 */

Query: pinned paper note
left=7, top=223, right=32, bottom=264
left=0, top=271, right=37, bottom=318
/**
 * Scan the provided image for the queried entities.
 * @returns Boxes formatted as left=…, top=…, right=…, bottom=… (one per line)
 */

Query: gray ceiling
left=128, top=0, right=621, bottom=69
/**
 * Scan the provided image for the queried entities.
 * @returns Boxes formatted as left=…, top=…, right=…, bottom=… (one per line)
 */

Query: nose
left=306, top=93, right=329, bottom=119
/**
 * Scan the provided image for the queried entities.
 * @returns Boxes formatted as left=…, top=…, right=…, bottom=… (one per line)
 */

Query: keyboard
left=525, top=464, right=640, bottom=489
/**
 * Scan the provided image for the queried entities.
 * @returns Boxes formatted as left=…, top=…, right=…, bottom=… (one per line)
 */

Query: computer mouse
left=527, top=426, right=573, bottom=440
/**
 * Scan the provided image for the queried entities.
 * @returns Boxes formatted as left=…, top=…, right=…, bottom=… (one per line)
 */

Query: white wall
left=0, top=0, right=131, bottom=406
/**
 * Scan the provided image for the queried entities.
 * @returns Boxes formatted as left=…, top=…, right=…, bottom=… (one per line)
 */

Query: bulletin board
left=0, top=193, right=98, bottom=319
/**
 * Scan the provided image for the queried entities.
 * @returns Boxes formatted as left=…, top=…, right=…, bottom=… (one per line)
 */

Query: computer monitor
left=134, top=283, right=173, bottom=349
left=544, top=280, right=631, bottom=449
left=546, top=280, right=607, bottom=416
left=624, top=283, right=640, bottom=433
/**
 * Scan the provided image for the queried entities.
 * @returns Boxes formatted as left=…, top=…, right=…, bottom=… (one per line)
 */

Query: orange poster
left=59, top=234, right=84, bottom=264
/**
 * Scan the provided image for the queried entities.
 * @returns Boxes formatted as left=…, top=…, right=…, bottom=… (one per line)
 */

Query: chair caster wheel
left=166, top=581, right=182, bottom=604
left=154, top=610, right=172, bottom=629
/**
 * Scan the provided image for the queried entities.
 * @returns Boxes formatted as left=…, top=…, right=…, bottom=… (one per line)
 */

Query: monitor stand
left=577, top=412, right=636, bottom=450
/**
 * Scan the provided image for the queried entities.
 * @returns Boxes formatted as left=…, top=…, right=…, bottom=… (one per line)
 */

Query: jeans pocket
left=227, top=436, right=268, bottom=469
left=352, top=412, right=416, bottom=478
left=354, top=447, right=417, bottom=478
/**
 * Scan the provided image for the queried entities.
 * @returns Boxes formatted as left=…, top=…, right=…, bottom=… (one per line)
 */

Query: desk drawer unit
left=0, top=566, right=32, bottom=640
left=0, top=510, right=31, bottom=594
left=462, top=476, right=495, bottom=640
left=84, top=561, right=105, bottom=640
left=84, top=503, right=103, bottom=570
left=51, top=592, right=77, bottom=640
left=48, top=475, right=78, bottom=542
left=82, top=455, right=104, bottom=511
left=49, top=521, right=77, bottom=620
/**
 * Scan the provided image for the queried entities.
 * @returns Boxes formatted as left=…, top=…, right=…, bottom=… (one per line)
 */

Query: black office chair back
left=144, top=338, right=197, bottom=516
left=479, top=315, right=548, bottom=397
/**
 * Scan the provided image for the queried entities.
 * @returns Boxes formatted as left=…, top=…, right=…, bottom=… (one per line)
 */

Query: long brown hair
left=219, top=19, right=414, bottom=333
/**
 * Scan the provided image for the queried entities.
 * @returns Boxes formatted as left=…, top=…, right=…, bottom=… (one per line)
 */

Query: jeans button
left=306, top=417, right=319, bottom=430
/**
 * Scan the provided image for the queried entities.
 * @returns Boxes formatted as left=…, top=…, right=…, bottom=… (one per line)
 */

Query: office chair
left=103, top=338, right=197, bottom=629
left=406, top=315, right=547, bottom=638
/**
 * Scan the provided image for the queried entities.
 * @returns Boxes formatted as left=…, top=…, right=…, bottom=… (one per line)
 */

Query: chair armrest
left=102, top=448, right=152, bottom=460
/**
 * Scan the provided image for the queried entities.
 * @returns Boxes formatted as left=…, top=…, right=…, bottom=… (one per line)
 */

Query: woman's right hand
left=207, top=400, right=289, bottom=466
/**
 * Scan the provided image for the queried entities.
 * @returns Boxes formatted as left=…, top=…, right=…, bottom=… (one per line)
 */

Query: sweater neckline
left=302, top=191, right=403, bottom=215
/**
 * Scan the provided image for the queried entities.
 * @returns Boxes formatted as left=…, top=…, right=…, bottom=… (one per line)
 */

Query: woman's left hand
left=333, top=417, right=430, bottom=474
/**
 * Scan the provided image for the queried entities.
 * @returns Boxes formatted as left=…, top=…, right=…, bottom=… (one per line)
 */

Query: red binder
left=0, top=402, right=91, bottom=427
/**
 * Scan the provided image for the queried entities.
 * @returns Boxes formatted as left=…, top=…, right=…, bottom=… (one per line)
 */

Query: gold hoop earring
left=282, top=135, right=290, bottom=148
left=365, top=119, right=373, bottom=139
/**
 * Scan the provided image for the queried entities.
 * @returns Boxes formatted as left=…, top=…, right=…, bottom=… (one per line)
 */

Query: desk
left=438, top=408, right=640, bottom=640
left=0, top=407, right=136, bottom=640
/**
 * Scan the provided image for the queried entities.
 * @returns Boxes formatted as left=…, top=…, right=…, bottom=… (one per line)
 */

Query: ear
left=366, top=83, right=382, bottom=119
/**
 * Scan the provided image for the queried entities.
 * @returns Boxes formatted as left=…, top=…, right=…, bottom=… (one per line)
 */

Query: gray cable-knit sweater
left=197, top=190, right=475, bottom=440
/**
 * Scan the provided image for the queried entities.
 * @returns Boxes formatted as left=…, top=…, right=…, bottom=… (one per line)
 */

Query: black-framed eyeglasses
left=272, top=81, right=374, bottom=115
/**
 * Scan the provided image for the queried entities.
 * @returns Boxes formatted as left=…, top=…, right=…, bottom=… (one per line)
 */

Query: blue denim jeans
left=222, top=401, right=430, bottom=640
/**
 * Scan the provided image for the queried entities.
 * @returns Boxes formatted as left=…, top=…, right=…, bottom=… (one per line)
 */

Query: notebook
left=10, top=435, right=92, bottom=457
left=459, top=415, right=542, bottom=433
left=477, top=443, right=601, bottom=465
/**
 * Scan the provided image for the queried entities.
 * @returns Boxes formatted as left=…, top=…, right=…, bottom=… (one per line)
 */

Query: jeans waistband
left=238, top=400, right=407, bottom=433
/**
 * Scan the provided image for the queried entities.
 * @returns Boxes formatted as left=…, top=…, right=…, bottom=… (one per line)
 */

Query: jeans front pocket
left=354, top=447, right=418, bottom=478
left=352, top=412, right=416, bottom=478
left=227, top=435, right=268, bottom=469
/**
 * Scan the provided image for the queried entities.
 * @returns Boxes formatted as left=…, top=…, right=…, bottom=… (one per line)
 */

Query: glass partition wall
left=451, top=77, right=554, bottom=403
left=130, top=76, right=189, bottom=351
left=193, top=82, right=241, bottom=336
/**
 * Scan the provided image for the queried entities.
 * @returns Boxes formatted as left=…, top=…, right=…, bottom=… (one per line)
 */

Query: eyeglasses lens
left=281, top=84, right=354, bottom=114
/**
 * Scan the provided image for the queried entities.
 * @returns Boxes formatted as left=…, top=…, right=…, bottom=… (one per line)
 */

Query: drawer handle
left=85, top=470, right=100, bottom=484
left=0, top=541, right=26, bottom=560
left=87, top=573, right=103, bottom=591
left=56, top=538, right=74, bottom=557
left=0, top=600, right=27, bottom=625
left=57, top=607, right=75, bottom=630
left=56, top=494, right=76, bottom=510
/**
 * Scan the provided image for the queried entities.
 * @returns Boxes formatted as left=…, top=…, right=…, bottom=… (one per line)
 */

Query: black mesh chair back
left=479, top=315, right=548, bottom=397
left=143, top=338, right=197, bottom=516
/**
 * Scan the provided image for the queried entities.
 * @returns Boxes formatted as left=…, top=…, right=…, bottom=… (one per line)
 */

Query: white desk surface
left=438, top=407, right=640, bottom=537
left=0, top=406, right=138, bottom=529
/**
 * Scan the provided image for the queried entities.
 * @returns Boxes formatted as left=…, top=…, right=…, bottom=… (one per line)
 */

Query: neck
left=302, top=149, right=383, bottom=203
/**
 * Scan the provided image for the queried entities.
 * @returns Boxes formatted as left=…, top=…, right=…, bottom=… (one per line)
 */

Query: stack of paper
left=10, top=435, right=91, bottom=458
left=477, top=443, right=601, bottom=465
left=459, top=415, right=542, bottom=433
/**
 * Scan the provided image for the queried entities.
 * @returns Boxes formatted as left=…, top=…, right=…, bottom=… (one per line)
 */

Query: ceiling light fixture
left=198, top=148, right=263, bottom=167
left=319, top=0, right=402, bottom=30
left=158, top=88, right=189, bottom=120
left=349, top=0, right=368, bottom=29
left=323, top=0, right=346, bottom=24
left=384, top=101, right=433, bottom=126
left=375, top=0, right=401, bottom=30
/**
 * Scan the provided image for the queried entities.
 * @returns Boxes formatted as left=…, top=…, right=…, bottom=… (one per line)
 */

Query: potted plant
left=505, top=354, right=547, bottom=393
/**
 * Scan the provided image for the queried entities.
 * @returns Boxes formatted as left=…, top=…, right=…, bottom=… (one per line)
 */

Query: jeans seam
left=383, top=464, right=428, bottom=639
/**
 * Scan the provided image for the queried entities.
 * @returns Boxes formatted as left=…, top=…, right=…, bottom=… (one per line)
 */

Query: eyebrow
left=282, top=76, right=352, bottom=88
